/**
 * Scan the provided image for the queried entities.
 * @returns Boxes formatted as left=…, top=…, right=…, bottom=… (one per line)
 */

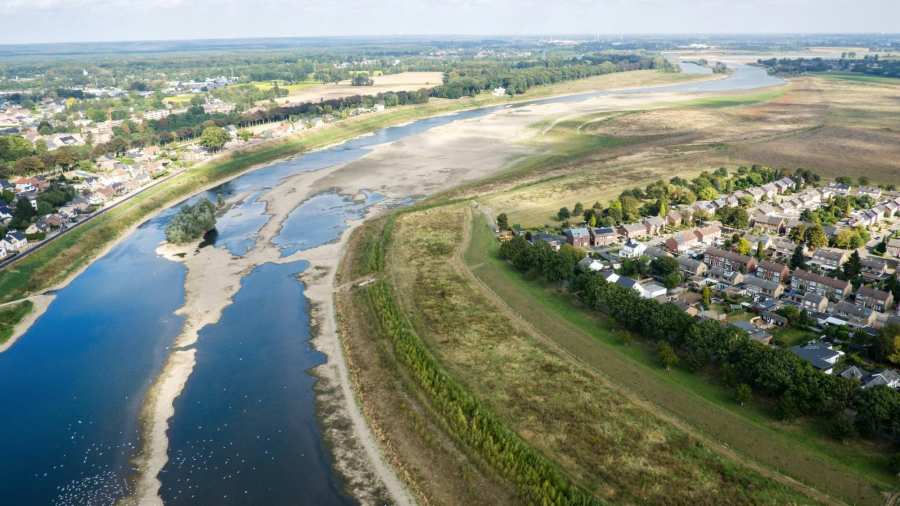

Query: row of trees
left=759, top=56, right=900, bottom=79
left=499, top=235, right=900, bottom=449
left=431, top=54, right=674, bottom=99
left=366, top=279, right=601, bottom=505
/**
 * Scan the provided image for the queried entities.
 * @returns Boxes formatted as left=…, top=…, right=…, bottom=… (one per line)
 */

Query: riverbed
left=0, top=62, right=783, bottom=505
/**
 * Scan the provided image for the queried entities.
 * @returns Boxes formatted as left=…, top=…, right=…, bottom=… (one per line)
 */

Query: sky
left=1, top=0, right=899, bottom=45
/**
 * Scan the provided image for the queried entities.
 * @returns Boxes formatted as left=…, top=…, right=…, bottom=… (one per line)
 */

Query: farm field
left=477, top=74, right=900, bottom=228
left=271, top=71, right=444, bottom=106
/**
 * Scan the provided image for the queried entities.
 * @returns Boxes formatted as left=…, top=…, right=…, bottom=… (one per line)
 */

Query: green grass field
left=464, top=212, right=896, bottom=505
left=0, top=300, right=33, bottom=344
left=816, top=72, right=900, bottom=85
left=682, top=88, right=788, bottom=108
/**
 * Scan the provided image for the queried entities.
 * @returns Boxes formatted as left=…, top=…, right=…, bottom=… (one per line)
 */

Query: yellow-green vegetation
left=247, top=79, right=319, bottom=93
left=0, top=69, right=702, bottom=304
left=0, top=300, right=33, bottom=344
left=464, top=212, right=895, bottom=505
left=375, top=203, right=816, bottom=504
left=479, top=75, right=900, bottom=228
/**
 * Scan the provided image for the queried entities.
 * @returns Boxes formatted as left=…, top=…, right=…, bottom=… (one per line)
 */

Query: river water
left=0, top=62, right=782, bottom=505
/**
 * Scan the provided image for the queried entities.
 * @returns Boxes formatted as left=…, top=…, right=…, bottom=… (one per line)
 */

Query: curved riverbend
left=0, top=63, right=783, bottom=505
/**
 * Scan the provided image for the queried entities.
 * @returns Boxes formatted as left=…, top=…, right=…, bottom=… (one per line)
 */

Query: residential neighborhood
left=499, top=168, right=900, bottom=385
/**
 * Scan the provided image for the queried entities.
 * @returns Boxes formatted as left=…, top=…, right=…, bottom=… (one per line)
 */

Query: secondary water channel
left=0, top=62, right=782, bottom=505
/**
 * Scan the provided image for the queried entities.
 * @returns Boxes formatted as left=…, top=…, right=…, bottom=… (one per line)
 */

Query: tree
left=238, top=130, right=253, bottom=142
left=573, top=202, right=584, bottom=216
left=496, top=213, right=509, bottom=231
left=702, top=285, right=712, bottom=307
left=755, top=240, right=765, bottom=260
left=843, top=251, right=862, bottom=281
left=199, top=126, right=229, bottom=152
left=657, top=196, right=668, bottom=218
left=0, top=135, right=33, bottom=163
left=656, top=341, right=678, bottom=370
left=650, top=256, right=679, bottom=277
left=734, top=383, right=752, bottom=406
left=828, top=412, right=858, bottom=441
left=556, top=207, right=570, bottom=221
left=736, top=238, right=751, bottom=256
left=790, top=244, right=807, bottom=270
left=804, top=223, right=827, bottom=249
left=663, top=271, right=683, bottom=290
left=165, top=199, right=217, bottom=244
left=351, top=74, right=374, bottom=86
left=14, top=156, right=44, bottom=175
left=697, top=186, right=719, bottom=201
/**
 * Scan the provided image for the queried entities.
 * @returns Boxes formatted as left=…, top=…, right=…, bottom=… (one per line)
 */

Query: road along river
left=0, top=62, right=782, bottom=505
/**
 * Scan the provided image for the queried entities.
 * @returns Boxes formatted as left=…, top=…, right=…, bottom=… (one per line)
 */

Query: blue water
left=0, top=209, right=187, bottom=505
left=0, top=62, right=783, bottom=505
left=158, top=261, right=354, bottom=506
left=274, top=192, right=384, bottom=256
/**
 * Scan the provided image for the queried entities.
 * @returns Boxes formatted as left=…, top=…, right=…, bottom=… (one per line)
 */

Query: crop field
left=478, top=75, right=900, bottom=228
left=379, top=202, right=821, bottom=505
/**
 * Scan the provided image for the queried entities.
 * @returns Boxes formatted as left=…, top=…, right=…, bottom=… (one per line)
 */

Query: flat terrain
left=376, top=202, right=817, bottom=504
left=272, top=71, right=444, bottom=106
left=465, top=212, right=895, bottom=505
left=477, top=75, right=900, bottom=227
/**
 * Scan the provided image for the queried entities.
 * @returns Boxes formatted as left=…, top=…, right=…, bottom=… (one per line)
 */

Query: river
left=0, top=62, right=782, bottom=505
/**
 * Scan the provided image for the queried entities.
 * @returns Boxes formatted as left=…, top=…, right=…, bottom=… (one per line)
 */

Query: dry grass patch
left=385, top=204, right=814, bottom=505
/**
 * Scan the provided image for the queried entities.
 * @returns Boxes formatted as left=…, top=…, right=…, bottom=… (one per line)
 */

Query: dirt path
left=457, top=205, right=842, bottom=506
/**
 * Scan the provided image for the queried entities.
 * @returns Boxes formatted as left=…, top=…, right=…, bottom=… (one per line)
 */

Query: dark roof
left=616, top=277, right=638, bottom=289
left=6, top=231, right=25, bottom=241
left=705, top=247, right=754, bottom=265
left=790, top=341, right=842, bottom=370
left=743, top=276, right=780, bottom=291
left=593, top=227, right=616, bottom=236
left=792, top=269, right=849, bottom=290
left=858, top=286, right=891, bottom=302
left=757, top=260, right=788, bottom=274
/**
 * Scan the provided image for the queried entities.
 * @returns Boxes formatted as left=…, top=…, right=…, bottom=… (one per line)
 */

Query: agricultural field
left=271, top=71, right=444, bottom=107
left=477, top=74, right=900, bottom=228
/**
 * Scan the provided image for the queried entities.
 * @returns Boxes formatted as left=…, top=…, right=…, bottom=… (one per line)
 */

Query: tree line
left=499, top=235, right=900, bottom=456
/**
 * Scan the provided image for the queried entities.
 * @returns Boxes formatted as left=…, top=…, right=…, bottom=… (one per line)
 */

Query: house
left=599, top=269, right=619, bottom=284
left=774, top=177, right=795, bottom=193
left=708, top=266, right=744, bottom=288
left=619, top=222, right=648, bottom=239
left=0, top=243, right=7, bottom=260
left=840, top=365, right=870, bottom=382
left=752, top=214, right=784, bottom=234
left=564, top=227, right=591, bottom=248
left=855, top=286, right=894, bottom=313
left=577, top=257, right=605, bottom=272
left=771, top=237, right=805, bottom=258
left=532, top=233, right=566, bottom=251
left=665, top=230, right=700, bottom=253
left=801, top=293, right=829, bottom=313
left=619, top=239, right=647, bottom=259
left=644, top=216, right=666, bottom=235
left=0, top=204, right=12, bottom=222
left=743, top=276, right=784, bottom=298
left=677, top=256, right=707, bottom=277
left=790, top=340, right=845, bottom=374
left=666, top=210, right=684, bottom=227
left=888, top=238, right=900, bottom=258
left=791, top=269, right=851, bottom=301
left=861, top=256, right=889, bottom=282
left=693, top=222, right=722, bottom=244
left=862, top=369, right=900, bottom=389
left=831, top=301, right=877, bottom=327
left=644, top=246, right=670, bottom=260
left=755, top=260, right=790, bottom=284
left=703, top=247, right=757, bottom=273
left=640, top=282, right=667, bottom=300
left=808, top=248, right=849, bottom=272
left=589, top=227, right=618, bottom=247
left=761, top=311, right=789, bottom=327
left=730, top=320, right=773, bottom=345
left=4, top=230, right=27, bottom=250
left=746, top=234, right=772, bottom=252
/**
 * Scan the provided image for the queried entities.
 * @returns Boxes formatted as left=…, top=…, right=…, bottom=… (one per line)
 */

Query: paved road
left=0, top=169, right=184, bottom=271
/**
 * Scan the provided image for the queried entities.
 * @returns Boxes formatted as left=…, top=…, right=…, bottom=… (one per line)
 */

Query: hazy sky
left=1, top=0, right=899, bottom=45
